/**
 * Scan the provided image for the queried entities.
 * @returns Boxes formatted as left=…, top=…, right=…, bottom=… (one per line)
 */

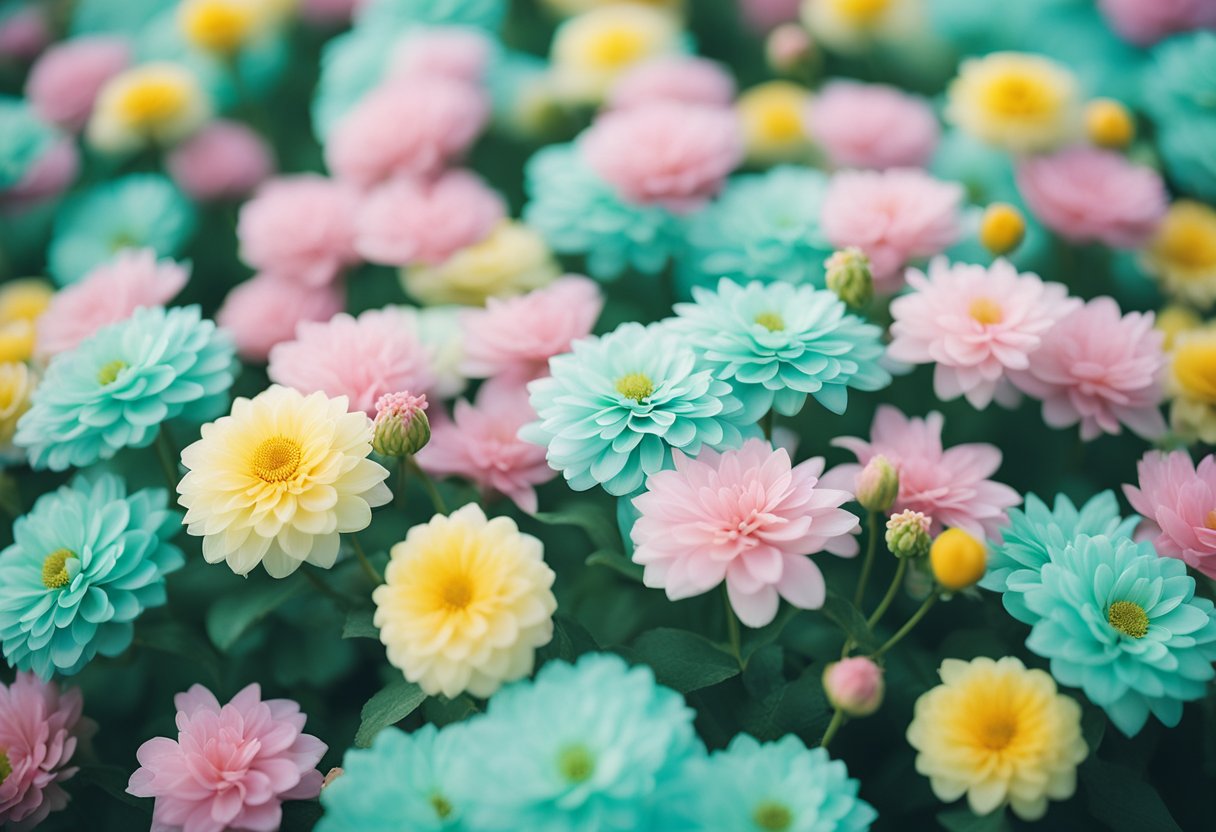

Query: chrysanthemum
left=1099, top=0, right=1216, bottom=46
left=0, top=474, right=184, bottom=678
left=549, top=4, right=683, bottom=103
left=632, top=439, right=859, bottom=627
left=907, top=657, right=1087, bottom=821
left=0, top=97, right=56, bottom=193
left=1140, top=199, right=1216, bottom=310
left=216, top=272, right=346, bottom=364
left=522, top=322, right=748, bottom=496
left=1124, top=450, right=1216, bottom=580
left=1166, top=329, right=1216, bottom=444
left=15, top=304, right=235, bottom=472
left=87, top=61, right=210, bottom=153
left=166, top=119, right=274, bottom=202
left=25, top=35, right=130, bottom=131
left=810, top=80, right=940, bottom=171
left=670, top=279, right=890, bottom=422
left=372, top=503, right=556, bottom=698
left=608, top=55, right=735, bottom=111
left=0, top=361, right=33, bottom=455
left=402, top=220, right=560, bottom=306
left=1022, top=534, right=1216, bottom=735
left=888, top=258, right=1076, bottom=410
left=801, top=0, right=922, bottom=53
left=735, top=81, right=811, bottom=164
left=178, top=385, right=392, bottom=578
left=456, top=654, right=700, bottom=832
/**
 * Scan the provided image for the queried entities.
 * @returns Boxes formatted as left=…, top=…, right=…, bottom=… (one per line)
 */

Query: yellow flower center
left=983, top=73, right=1054, bottom=119
left=429, top=794, right=454, bottom=820
left=250, top=436, right=303, bottom=483
left=753, top=800, right=794, bottom=831
left=181, top=0, right=256, bottom=53
left=1107, top=600, right=1148, bottom=639
left=587, top=25, right=646, bottom=68
left=1173, top=340, right=1216, bottom=404
left=976, top=713, right=1019, bottom=751
left=41, top=548, right=77, bottom=590
left=557, top=744, right=595, bottom=783
left=439, top=573, right=475, bottom=611
left=757, top=104, right=803, bottom=142
left=1153, top=201, right=1216, bottom=273
left=1206, top=510, right=1216, bottom=530
left=1085, top=98, right=1135, bottom=149
left=0, top=749, right=9, bottom=784
left=615, top=373, right=654, bottom=402
left=116, top=76, right=191, bottom=130
left=97, top=360, right=127, bottom=386
left=969, top=297, right=1004, bottom=326
left=755, top=312, right=785, bottom=332
left=829, top=0, right=890, bottom=24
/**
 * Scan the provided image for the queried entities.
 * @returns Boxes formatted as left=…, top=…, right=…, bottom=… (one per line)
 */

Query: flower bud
left=823, top=657, right=884, bottom=717
left=885, top=509, right=930, bottom=559
left=372, top=391, right=430, bottom=458
left=321, top=767, right=344, bottom=790
left=1085, top=98, right=1135, bottom=150
left=766, top=24, right=814, bottom=76
left=929, top=527, right=987, bottom=590
left=825, top=247, right=873, bottom=310
left=979, top=203, right=1026, bottom=257
left=855, top=455, right=898, bottom=513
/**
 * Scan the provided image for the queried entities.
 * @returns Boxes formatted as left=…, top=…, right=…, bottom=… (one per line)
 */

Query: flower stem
left=760, top=410, right=774, bottom=442
left=852, top=511, right=880, bottom=608
left=301, top=567, right=351, bottom=608
left=396, top=456, right=409, bottom=510
left=819, top=707, right=846, bottom=750
left=349, top=534, right=383, bottom=585
left=865, top=557, right=907, bottom=630
left=154, top=428, right=180, bottom=492
left=406, top=456, right=447, bottom=515
left=873, top=594, right=938, bottom=659
left=722, top=585, right=744, bottom=669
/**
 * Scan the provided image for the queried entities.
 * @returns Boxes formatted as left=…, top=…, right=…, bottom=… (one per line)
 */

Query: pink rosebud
left=855, top=454, right=898, bottom=513
left=373, top=390, right=430, bottom=457
left=810, top=81, right=940, bottom=170
left=216, top=272, right=346, bottom=362
left=766, top=24, right=814, bottom=74
left=24, top=36, right=130, bottom=131
left=167, top=120, right=275, bottom=202
left=608, top=56, right=737, bottom=112
left=823, top=657, right=884, bottom=717
left=0, top=138, right=78, bottom=215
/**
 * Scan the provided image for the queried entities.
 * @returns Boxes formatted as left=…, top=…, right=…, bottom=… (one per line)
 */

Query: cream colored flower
left=736, top=81, right=812, bottom=164
left=550, top=4, right=683, bottom=103
left=0, top=362, right=34, bottom=452
left=800, top=0, right=924, bottom=53
left=1142, top=200, right=1216, bottom=311
left=1168, top=329, right=1216, bottom=444
left=88, top=62, right=211, bottom=153
left=178, top=0, right=282, bottom=55
left=0, top=280, right=53, bottom=364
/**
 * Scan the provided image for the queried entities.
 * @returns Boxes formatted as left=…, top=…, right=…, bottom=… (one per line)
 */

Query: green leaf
left=629, top=627, right=740, bottom=693
left=818, top=590, right=879, bottom=653
left=936, top=807, right=1013, bottom=832
left=1081, top=705, right=1106, bottom=755
left=205, top=580, right=302, bottom=653
left=537, top=614, right=600, bottom=666
left=741, top=603, right=801, bottom=661
left=76, top=765, right=153, bottom=812
left=134, top=619, right=222, bottom=685
left=738, top=665, right=831, bottom=743
left=1081, top=757, right=1183, bottom=832
left=585, top=549, right=644, bottom=582
left=355, top=678, right=427, bottom=748
left=342, top=608, right=379, bottom=640
left=534, top=503, right=621, bottom=551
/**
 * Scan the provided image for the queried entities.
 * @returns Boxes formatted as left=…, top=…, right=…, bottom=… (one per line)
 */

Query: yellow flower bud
left=979, top=203, right=1026, bottom=257
left=929, top=528, right=987, bottom=590
left=1085, top=98, right=1135, bottom=150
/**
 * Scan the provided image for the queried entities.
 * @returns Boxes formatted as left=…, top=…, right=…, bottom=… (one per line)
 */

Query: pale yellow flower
left=1141, top=200, right=1216, bottom=311
left=0, top=362, right=34, bottom=451
left=401, top=221, right=559, bottom=307
left=542, top=0, right=682, bottom=16
left=179, top=0, right=275, bottom=54
left=736, top=81, right=812, bottom=164
left=0, top=322, right=36, bottom=364
left=550, top=4, right=683, bottom=103
left=1168, top=329, right=1216, bottom=444
left=0, top=279, right=53, bottom=327
left=88, top=62, right=211, bottom=153
left=1155, top=304, right=1204, bottom=352
left=800, top=0, right=923, bottom=53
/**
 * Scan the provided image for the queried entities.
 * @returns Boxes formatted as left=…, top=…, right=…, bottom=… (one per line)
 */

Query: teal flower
left=1022, top=534, right=1216, bottom=736
left=455, top=654, right=701, bottom=832
left=70, top=0, right=170, bottom=35
left=15, top=305, right=235, bottom=472
left=0, top=474, right=184, bottom=678
left=521, top=322, right=748, bottom=496
left=669, top=279, right=890, bottom=422
left=358, top=0, right=505, bottom=30
left=48, top=174, right=197, bottom=284
left=1144, top=31, right=1216, bottom=123
left=1157, top=118, right=1216, bottom=203
left=523, top=144, right=684, bottom=282
left=0, top=97, right=55, bottom=190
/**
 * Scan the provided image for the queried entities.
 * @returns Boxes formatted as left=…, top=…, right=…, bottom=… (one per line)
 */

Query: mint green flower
left=1144, top=31, right=1216, bottom=123
left=0, top=97, right=55, bottom=190
left=1157, top=117, right=1216, bottom=203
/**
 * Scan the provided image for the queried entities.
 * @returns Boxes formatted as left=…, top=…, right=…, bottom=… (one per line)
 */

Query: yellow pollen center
left=755, top=312, right=785, bottom=331
left=1206, top=510, right=1216, bottom=531
left=976, top=713, right=1018, bottom=751
left=615, top=373, right=654, bottom=402
left=753, top=801, right=794, bottom=831
left=182, top=1, right=255, bottom=53
left=968, top=297, right=1004, bottom=326
left=984, top=74, right=1052, bottom=119
left=116, top=78, right=191, bottom=129
left=1108, top=600, right=1149, bottom=639
left=41, top=548, right=77, bottom=590
left=758, top=104, right=803, bottom=142
left=250, top=436, right=303, bottom=483
left=97, top=360, right=127, bottom=386
left=1155, top=205, right=1216, bottom=272
left=557, top=744, right=595, bottom=783
left=0, top=749, right=10, bottom=784
left=830, top=0, right=890, bottom=24
left=439, top=574, right=474, bottom=611
left=429, top=793, right=454, bottom=820
left=1173, top=341, right=1216, bottom=404
left=589, top=26, right=646, bottom=68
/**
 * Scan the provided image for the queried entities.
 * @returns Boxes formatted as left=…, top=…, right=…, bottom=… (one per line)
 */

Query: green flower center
left=429, top=793, right=453, bottom=820
left=97, top=360, right=127, bottom=386
left=754, top=312, right=785, bottom=332
left=557, top=744, right=595, bottom=784
left=0, top=748, right=10, bottom=784
left=615, top=373, right=654, bottom=402
left=1108, top=600, right=1149, bottom=639
left=753, top=800, right=794, bottom=831
left=41, top=548, right=77, bottom=590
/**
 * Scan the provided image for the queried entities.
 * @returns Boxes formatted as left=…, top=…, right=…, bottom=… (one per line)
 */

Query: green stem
left=722, top=585, right=744, bottom=669
left=760, top=410, right=774, bottom=442
left=154, top=428, right=180, bottom=492
left=407, top=456, right=448, bottom=515
left=349, top=534, right=383, bottom=585
left=866, top=557, right=908, bottom=630
left=301, top=567, right=351, bottom=608
left=819, top=707, right=846, bottom=750
left=873, top=594, right=938, bottom=659
left=396, top=456, right=409, bottom=510
left=852, top=511, right=880, bottom=607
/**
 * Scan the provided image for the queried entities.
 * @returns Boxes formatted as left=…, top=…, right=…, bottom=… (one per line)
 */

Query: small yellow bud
left=1085, top=98, right=1135, bottom=150
left=978, top=203, right=1026, bottom=257
left=929, top=528, right=987, bottom=591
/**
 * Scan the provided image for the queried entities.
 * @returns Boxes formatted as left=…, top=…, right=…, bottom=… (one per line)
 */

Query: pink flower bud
left=855, top=454, right=898, bottom=513
left=823, top=657, right=884, bottom=717
left=766, top=24, right=813, bottom=74
left=373, top=391, right=430, bottom=457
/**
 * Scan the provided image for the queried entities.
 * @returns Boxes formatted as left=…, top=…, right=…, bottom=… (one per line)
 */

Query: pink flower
left=608, top=56, right=737, bottom=111
left=1016, top=147, right=1168, bottom=248
left=325, top=77, right=489, bottom=188
left=630, top=439, right=860, bottom=628
left=461, top=275, right=603, bottom=382
left=388, top=26, right=492, bottom=85
left=36, top=248, right=188, bottom=358
left=216, top=272, right=346, bottom=363
left=127, top=684, right=326, bottom=832
left=1098, top=0, right=1216, bottom=46
left=0, top=7, right=48, bottom=61
left=24, top=36, right=130, bottom=131
left=268, top=307, right=435, bottom=415
left=167, top=120, right=275, bottom=202
left=417, top=378, right=554, bottom=513
left=810, top=81, right=940, bottom=170
left=1125, top=451, right=1216, bottom=579
left=580, top=103, right=744, bottom=213
left=823, top=656, right=884, bottom=716
left=0, top=139, right=78, bottom=215
left=237, top=175, right=361, bottom=287
left=739, top=0, right=802, bottom=32
left=888, top=257, right=1077, bottom=409
left=299, top=0, right=362, bottom=26
left=1010, top=297, right=1167, bottom=441
left=354, top=170, right=504, bottom=266
left=822, top=405, right=1021, bottom=539
left=821, top=168, right=964, bottom=292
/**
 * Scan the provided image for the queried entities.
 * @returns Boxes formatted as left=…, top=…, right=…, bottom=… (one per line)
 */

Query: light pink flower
left=237, top=175, right=361, bottom=287
left=823, top=656, right=884, bottom=716
left=1016, top=147, right=1167, bottom=249
left=739, top=0, right=802, bottom=32
left=0, top=139, right=78, bottom=215
left=24, top=36, right=130, bottom=131
left=0, top=7, right=48, bottom=61
left=822, top=405, right=1021, bottom=539
left=36, top=247, right=189, bottom=358
left=268, top=307, right=435, bottom=415
left=127, top=683, right=326, bottom=832
left=888, top=257, right=1077, bottom=409
left=461, top=275, right=603, bottom=382
left=417, top=378, right=554, bottom=513
left=354, top=170, right=504, bottom=266
left=325, top=77, right=489, bottom=188
left=810, top=81, right=939, bottom=170
left=608, top=56, right=737, bottom=111
left=631, top=439, right=860, bottom=628
left=167, top=120, right=274, bottom=202
left=1010, top=297, right=1167, bottom=440
left=1098, top=0, right=1216, bottom=46
left=821, top=168, right=964, bottom=292
left=216, top=272, right=346, bottom=363
left=580, top=103, right=744, bottom=213
left=388, top=26, right=492, bottom=85
left=1124, top=451, right=1216, bottom=579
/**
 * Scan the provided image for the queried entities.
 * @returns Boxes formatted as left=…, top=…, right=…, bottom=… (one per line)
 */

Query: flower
left=1021, top=534, right=1216, bottom=735
left=456, top=654, right=699, bottom=832
left=521, top=322, right=748, bottom=496
left=765, top=21, right=813, bottom=71
left=372, top=503, right=556, bottom=698
left=268, top=307, right=435, bottom=416
left=0, top=474, right=184, bottom=677
left=127, top=683, right=327, bottom=832
left=821, top=168, right=964, bottom=293
left=1124, top=450, right=1216, bottom=580
left=1140, top=199, right=1216, bottom=310
left=166, top=119, right=274, bottom=201
left=855, top=454, right=898, bottom=513
left=87, top=61, right=210, bottom=153
left=0, top=134, right=77, bottom=215
left=1166, top=329, right=1216, bottom=443
left=0, top=6, right=47, bottom=61
left=823, top=657, right=884, bottom=717
left=801, top=0, right=921, bottom=53
left=735, top=81, right=811, bottom=164
left=945, top=52, right=1081, bottom=154
left=885, top=509, right=931, bottom=559
left=237, top=174, right=360, bottom=287
left=608, top=55, right=735, bottom=111
left=402, top=220, right=559, bottom=306
left=823, top=405, right=1020, bottom=538
left=216, top=272, right=346, bottom=363
left=1084, top=98, right=1135, bottom=149
left=15, top=305, right=235, bottom=471
left=35, top=247, right=189, bottom=358
left=809, top=80, right=939, bottom=170
left=631, top=439, right=860, bottom=627
left=178, top=0, right=278, bottom=55
left=387, top=25, right=494, bottom=85
left=1016, top=148, right=1167, bottom=248
left=404, top=305, right=469, bottom=399
left=0, top=673, right=93, bottom=829
left=824, top=247, right=874, bottom=309
left=371, top=391, right=430, bottom=458
left=670, top=279, right=890, bottom=422
left=978, top=203, right=1026, bottom=256
left=907, top=656, right=1087, bottom=820
left=0, top=97, right=55, bottom=195
left=1143, top=31, right=1216, bottom=123
left=0, top=362, right=33, bottom=453
left=549, top=4, right=683, bottom=104
left=929, top=527, right=987, bottom=590
left=1098, top=0, right=1216, bottom=47
left=178, top=385, right=392, bottom=578
left=0, top=280, right=51, bottom=363
left=24, top=35, right=130, bottom=131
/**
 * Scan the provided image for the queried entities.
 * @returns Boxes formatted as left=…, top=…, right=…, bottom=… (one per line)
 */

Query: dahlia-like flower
left=801, top=0, right=920, bottom=52
left=387, top=25, right=493, bottom=85
left=1139, top=199, right=1216, bottom=310
left=1098, top=0, right=1216, bottom=46
left=888, top=258, right=1076, bottom=410
left=0, top=136, right=78, bottom=215
left=735, top=81, right=812, bottom=164
left=810, top=80, right=939, bottom=170
left=86, top=61, right=211, bottom=154
left=0, top=362, right=33, bottom=454
left=373, top=503, right=556, bottom=698
left=1124, top=450, right=1216, bottom=580
left=177, top=385, right=392, bottom=578
left=216, top=272, right=345, bottom=364
left=24, top=35, right=130, bottom=131
left=166, top=119, right=275, bottom=202
left=608, top=55, right=736, bottom=111
left=549, top=4, right=683, bottom=103
left=1167, top=329, right=1216, bottom=443
left=127, top=684, right=327, bottom=832
left=402, top=220, right=560, bottom=306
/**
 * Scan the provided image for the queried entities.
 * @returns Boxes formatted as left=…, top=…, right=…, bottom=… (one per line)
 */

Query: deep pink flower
left=127, top=684, right=326, bottom=832
left=167, top=120, right=274, bottom=202
left=1010, top=297, right=1167, bottom=440
left=387, top=26, right=492, bottom=85
left=1016, top=147, right=1168, bottom=248
left=888, top=257, right=1077, bottom=409
left=0, top=139, right=78, bottom=215
left=608, top=56, right=737, bottom=111
left=821, top=168, right=964, bottom=292
left=24, top=36, right=130, bottom=131
left=810, top=81, right=940, bottom=170
left=631, top=439, right=860, bottom=628
left=822, top=405, right=1021, bottom=539
left=216, top=272, right=346, bottom=363
left=1098, top=0, right=1216, bottom=46
left=1124, top=451, right=1216, bottom=579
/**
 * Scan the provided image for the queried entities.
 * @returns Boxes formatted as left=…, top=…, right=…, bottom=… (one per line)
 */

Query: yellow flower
left=401, top=221, right=559, bottom=307
left=929, top=528, right=987, bottom=590
left=1156, top=304, right=1204, bottom=352
left=373, top=503, right=557, bottom=698
left=179, top=0, right=265, bottom=54
left=178, top=385, right=392, bottom=578
left=0, top=322, right=36, bottom=364
left=1168, top=330, right=1216, bottom=444
left=800, top=0, right=921, bottom=53
left=736, top=81, right=811, bottom=164
left=1141, top=200, right=1216, bottom=311
left=1084, top=98, right=1135, bottom=149
left=978, top=203, right=1026, bottom=257
left=542, top=0, right=682, bottom=16
left=907, top=657, right=1087, bottom=821
left=550, top=4, right=682, bottom=103
left=946, top=52, right=1080, bottom=154
left=88, top=62, right=211, bottom=154
left=0, top=362, right=34, bottom=450
left=0, top=279, right=53, bottom=327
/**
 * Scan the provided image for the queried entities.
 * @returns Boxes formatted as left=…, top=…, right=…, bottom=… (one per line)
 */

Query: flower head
left=25, top=35, right=130, bottom=131
left=608, top=55, right=735, bottom=111
left=810, top=80, right=939, bottom=170
left=216, top=272, right=346, bottom=364
left=372, top=391, right=430, bottom=458
left=855, top=454, right=898, bottom=513
left=823, top=657, right=884, bottom=717
left=0, top=362, right=33, bottom=454
left=166, top=119, right=274, bottom=202
left=801, top=0, right=920, bottom=53
left=388, top=25, right=494, bottom=85
left=1098, top=0, right=1216, bottom=47
left=1166, top=330, right=1216, bottom=443
left=735, top=81, right=811, bottom=164
left=549, top=4, right=683, bottom=103
left=178, top=0, right=279, bottom=55
left=1140, top=199, right=1216, bottom=310
left=929, top=528, right=986, bottom=590
left=885, top=509, right=931, bottom=559
left=1124, top=450, right=1216, bottom=580
left=87, top=61, right=210, bottom=153
left=402, top=220, right=559, bottom=306
left=1085, top=98, right=1135, bottom=149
